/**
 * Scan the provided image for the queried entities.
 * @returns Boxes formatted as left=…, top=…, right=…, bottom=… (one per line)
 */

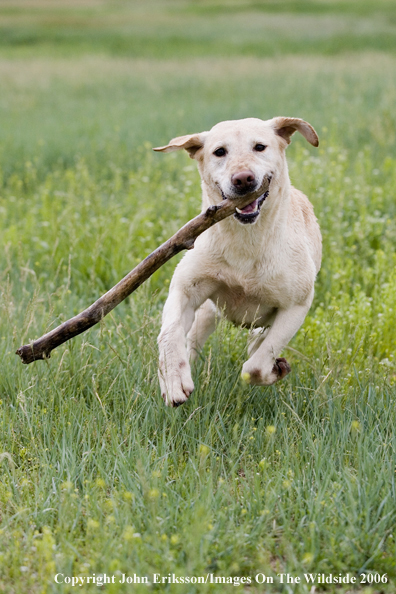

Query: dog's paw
left=241, top=357, right=291, bottom=386
left=158, top=364, right=194, bottom=408
left=272, top=357, right=291, bottom=380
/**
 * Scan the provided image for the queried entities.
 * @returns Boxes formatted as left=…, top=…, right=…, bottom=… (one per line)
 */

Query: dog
left=154, top=117, right=321, bottom=407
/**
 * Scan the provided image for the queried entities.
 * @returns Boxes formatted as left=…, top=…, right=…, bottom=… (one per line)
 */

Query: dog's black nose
left=231, top=170, right=256, bottom=192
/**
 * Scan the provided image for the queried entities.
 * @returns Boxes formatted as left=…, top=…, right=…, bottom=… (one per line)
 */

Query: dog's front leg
left=242, top=298, right=312, bottom=386
left=158, top=288, right=195, bottom=407
left=158, top=276, right=215, bottom=407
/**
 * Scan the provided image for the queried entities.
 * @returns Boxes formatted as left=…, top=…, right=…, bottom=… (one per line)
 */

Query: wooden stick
left=16, top=188, right=268, bottom=364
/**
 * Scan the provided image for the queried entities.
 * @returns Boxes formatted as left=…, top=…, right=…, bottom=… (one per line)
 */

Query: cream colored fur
left=154, top=117, right=321, bottom=407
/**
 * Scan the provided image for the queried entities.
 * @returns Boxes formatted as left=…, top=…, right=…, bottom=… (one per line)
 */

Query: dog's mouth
left=219, top=178, right=271, bottom=225
left=233, top=191, right=269, bottom=224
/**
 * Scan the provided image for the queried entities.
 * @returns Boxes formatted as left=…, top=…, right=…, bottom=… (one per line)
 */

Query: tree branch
left=16, top=187, right=268, bottom=364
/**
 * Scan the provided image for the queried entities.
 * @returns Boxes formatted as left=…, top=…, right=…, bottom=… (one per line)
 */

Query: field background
left=1, top=1, right=396, bottom=592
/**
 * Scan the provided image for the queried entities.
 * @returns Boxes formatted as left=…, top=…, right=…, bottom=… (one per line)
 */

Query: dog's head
left=154, top=117, right=318, bottom=225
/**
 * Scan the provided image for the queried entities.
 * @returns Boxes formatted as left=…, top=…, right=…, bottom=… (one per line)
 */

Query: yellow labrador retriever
left=154, top=117, right=321, bottom=407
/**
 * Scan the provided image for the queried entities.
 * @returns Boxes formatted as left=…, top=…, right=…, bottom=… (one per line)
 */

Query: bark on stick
left=16, top=188, right=267, bottom=365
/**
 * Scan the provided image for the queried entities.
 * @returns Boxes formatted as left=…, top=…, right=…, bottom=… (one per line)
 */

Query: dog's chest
left=209, top=263, right=288, bottom=326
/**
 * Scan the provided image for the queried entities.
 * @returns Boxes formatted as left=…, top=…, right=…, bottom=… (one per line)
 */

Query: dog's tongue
left=240, top=199, right=258, bottom=213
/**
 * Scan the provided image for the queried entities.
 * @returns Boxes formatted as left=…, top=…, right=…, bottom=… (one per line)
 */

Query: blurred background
left=1, top=0, right=395, bottom=176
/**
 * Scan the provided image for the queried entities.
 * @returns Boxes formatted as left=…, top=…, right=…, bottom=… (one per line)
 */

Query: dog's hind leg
left=187, top=299, right=218, bottom=362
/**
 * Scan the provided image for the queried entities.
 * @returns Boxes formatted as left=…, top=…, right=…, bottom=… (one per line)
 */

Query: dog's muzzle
left=233, top=190, right=269, bottom=224
left=220, top=176, right=272, bottom=225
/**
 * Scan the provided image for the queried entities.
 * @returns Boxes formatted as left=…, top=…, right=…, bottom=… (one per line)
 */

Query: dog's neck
left=196, top=167, right=292, bottom=272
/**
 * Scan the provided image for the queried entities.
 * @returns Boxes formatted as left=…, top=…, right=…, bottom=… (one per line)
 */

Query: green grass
left=1, top=1, right=396, bottom=593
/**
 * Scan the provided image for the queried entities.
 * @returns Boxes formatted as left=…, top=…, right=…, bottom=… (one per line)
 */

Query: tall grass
left=0, top=1, right=396, bottom=592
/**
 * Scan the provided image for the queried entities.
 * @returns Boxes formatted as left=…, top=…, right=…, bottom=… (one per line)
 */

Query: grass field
left=1, top=1, right=396, bottom=592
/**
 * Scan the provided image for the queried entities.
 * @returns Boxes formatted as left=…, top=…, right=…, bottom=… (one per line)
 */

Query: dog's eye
left=254, top=144, right=267, bottom=152
left=213, top=147, right=226, bottom=157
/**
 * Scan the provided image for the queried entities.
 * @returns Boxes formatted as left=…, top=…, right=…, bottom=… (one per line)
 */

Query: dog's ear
left=272, top=117, right=319, bottom=147
left=153, top=133, right=208, bottom=159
